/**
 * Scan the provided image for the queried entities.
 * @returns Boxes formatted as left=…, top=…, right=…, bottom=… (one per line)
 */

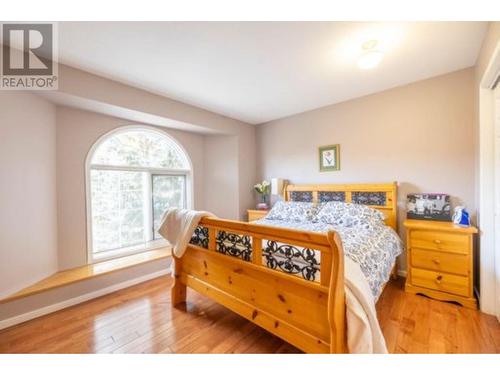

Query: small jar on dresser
left=247, top=209, right=269, bottom=222
left=403, top=219, right=478, bottom=309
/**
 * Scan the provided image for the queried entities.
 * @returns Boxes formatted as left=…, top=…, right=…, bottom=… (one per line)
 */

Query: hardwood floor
left=0, top=276, right=498, bottom=354
left=377, top=278, right=500, bottom=353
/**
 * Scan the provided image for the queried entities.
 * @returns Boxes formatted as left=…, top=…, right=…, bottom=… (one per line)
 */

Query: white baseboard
left=0, top=269, right=170, bottom=331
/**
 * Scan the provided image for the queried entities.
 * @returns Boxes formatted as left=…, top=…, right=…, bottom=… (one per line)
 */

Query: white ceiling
left=58, top=22, right=488, bottom=124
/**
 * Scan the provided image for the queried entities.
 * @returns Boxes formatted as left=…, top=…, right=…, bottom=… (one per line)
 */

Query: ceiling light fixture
left=357, top=39, right=384, bottom=70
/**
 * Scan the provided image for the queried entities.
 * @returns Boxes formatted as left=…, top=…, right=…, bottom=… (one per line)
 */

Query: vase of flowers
left=254, top=180, right=271, bottom=210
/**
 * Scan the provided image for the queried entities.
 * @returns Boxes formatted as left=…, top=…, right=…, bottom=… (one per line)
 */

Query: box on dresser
left=406, top=193, right=451, bottom=221
left=404, top=219, right=478, bottom=309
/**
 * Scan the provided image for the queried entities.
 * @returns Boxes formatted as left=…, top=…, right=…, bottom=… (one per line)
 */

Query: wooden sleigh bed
left=171, top=182, right=398, bottom=353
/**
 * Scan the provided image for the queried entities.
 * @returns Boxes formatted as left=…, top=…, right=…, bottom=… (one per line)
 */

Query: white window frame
left=85, top=125, right=193, bottom=264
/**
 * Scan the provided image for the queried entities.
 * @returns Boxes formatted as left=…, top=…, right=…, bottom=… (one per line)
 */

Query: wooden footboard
left=171, top=217, right=346, bottom=353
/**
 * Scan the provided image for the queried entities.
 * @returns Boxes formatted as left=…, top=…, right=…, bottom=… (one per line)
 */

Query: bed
left=170, top=182, right=402, bottom=353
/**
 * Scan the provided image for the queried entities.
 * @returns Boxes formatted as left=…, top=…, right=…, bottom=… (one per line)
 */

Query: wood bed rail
left=171, top=216, right=346, bottom=353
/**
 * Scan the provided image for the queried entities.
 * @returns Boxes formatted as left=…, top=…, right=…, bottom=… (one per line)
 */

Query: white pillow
left=266, top=201, right=323, bottom=222
left=314, top=201, right=385, bottom=227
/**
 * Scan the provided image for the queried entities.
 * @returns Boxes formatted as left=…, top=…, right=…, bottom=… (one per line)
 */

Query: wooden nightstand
left=247, top=209, right=269, bottom=222
left=404, top=219, right=478, bottom=309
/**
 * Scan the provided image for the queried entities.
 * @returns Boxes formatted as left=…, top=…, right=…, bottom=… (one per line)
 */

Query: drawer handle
left=432, top=258, right=441, bottom=265
left=433, top=239, right=442, bottom=244
left=435, top=275, right=443, bottom=284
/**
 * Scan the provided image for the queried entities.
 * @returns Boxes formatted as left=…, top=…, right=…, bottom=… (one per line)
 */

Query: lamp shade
left=271, top=178, right=284, bottom=196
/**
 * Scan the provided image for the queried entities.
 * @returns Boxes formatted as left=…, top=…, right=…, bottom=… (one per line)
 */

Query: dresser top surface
left=403, top=219, right=478, bottom=234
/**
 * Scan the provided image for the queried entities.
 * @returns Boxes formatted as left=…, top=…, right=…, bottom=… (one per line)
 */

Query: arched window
left=86, top=127, right=192, bottom=262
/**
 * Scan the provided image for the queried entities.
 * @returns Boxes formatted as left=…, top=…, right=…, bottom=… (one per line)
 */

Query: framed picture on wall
left=319, top=144, right=340, bottom=172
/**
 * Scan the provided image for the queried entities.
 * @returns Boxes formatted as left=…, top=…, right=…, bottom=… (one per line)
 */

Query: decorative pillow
left=266, top=201, right=323, bottom=222
left=314, top=201, right=385, bottom=227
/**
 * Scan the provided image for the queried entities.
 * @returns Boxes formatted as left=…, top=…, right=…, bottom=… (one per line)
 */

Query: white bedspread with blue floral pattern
left=253, top=218, right=402, bottom=301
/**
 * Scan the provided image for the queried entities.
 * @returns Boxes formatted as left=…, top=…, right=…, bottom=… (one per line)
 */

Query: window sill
left=0, top=247, right=171, bottom=304
left=91, top=239, right=170, bottom=264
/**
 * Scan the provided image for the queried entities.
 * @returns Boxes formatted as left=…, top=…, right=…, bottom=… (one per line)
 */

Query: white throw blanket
left=158, top=208, right=213, bottom=257
left=159, top=209, right=387, bottom=353
left=344, top=257, right=388, bottom=353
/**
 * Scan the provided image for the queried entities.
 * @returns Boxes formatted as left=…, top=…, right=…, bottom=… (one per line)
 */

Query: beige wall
left=0, top=92, right=58, bottom=298
left=256, top=68, right=475, bottom=271
left=56, top=106, right=206, bottom=270
left=237, top=126, right=258, bottom=219
left=203, top=135, right=240, bottom=218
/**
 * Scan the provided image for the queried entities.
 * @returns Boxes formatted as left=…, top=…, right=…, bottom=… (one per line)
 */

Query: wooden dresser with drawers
left=403, top=219, right=478, bottom=309
left=247, top=209, right=269, bottom=222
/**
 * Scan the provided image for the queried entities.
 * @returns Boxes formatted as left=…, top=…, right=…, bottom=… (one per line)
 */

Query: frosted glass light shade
left=357, top=50, right=384, bottom=70
left=271, top=178, right=284, bottom=196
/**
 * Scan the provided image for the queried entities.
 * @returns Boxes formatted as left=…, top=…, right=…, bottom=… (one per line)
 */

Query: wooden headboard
left=284, top=182, right=398, bottom=230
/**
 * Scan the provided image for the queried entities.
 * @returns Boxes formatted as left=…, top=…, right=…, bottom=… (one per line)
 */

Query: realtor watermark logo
left=1, top=22, right=58, bottom=90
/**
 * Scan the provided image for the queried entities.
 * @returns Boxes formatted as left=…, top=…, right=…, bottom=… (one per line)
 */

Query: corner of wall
left=0, top=92, right=58, bottom=297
